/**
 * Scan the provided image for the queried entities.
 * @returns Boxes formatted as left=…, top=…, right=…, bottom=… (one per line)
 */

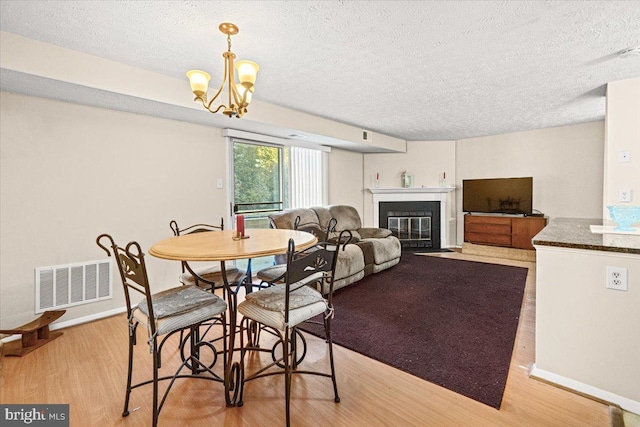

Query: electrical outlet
left=606, top=267, right=628, bottom=291
left=618, top=189, right=632, bottom=202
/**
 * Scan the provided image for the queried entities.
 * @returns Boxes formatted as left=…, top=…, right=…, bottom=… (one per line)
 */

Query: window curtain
left=289, top=146, right=324, bottom=209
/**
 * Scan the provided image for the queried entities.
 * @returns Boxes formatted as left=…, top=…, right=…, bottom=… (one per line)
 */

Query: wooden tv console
left=464, top=214, right=548, bottom=250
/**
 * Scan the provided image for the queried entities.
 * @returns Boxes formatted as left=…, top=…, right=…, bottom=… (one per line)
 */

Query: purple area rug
left=300, top=254, right=528, bottom=409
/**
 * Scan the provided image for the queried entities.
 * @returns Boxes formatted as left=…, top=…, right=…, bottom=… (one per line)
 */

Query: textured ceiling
left=1, top=1, right=640, bottom=141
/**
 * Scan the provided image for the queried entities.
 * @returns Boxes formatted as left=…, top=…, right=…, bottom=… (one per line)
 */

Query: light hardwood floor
left=0, top=252, right=611, bottom=426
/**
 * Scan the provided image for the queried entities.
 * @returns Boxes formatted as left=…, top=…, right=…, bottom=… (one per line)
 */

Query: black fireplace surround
left=379, top=201, right=441, bottom=251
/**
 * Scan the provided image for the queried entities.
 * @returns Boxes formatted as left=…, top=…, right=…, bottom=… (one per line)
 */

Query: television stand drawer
left=464, top=231, right=512, bottom=246
left=465, top=222, right=511, bottom=235
left=463, top=214, right=547, bottom=250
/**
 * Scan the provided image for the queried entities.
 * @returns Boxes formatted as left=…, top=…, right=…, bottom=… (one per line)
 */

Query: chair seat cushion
left=180, top=266, right=246, bottom=287
left=133, top=285, right=227, bottom=336
left=245, top=281, right=324, bottom=311
left=256, top=264, right=287, bottom=283
left=239, top=283, right=327, bottom=330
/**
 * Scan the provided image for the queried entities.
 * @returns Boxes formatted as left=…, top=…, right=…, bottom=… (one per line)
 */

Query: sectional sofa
left=265, top=205, right=401, bottom=291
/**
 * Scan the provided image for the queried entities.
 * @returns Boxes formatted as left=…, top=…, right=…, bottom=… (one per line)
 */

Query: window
left=232, top=141, right=283, bottom=229
left=228, top=132, right=328, bottom=224
left=227, top=130, right=329, bottom=271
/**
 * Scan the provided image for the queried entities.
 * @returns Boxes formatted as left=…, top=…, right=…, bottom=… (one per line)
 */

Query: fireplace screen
left=379, top=201, right=441, bottom=251
left=388, top=216, right=432, bottom=241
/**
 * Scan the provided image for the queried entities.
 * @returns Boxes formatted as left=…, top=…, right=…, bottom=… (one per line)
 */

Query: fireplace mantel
left=368, top=187, right=455, bottom=248
left=368, top=187, right=455, bottom=194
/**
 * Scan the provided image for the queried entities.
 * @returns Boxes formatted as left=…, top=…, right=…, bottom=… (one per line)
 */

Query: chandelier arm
left=208, top=104, right=228, bottom=115
left=206, top=59, right=229, bottom=111
left=193, top=97, right=226, bottom=115
left=230, top=83, right=244, bottom=107
left=206, top=81, right=226, bottom=111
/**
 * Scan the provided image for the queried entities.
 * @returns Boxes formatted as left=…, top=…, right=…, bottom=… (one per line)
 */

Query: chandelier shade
left=235, top=60, right=259, bottom=86
left=186, top=70, right=211, bottom=97
left=187, top=23, right=259, bottom=118
left=236, top=84, right=253, bottom=104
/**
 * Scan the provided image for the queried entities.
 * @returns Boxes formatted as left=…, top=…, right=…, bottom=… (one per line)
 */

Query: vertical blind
left=289, top=146, right=324, bottom=208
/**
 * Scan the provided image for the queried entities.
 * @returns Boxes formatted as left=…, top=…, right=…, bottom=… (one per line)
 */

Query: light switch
left=618, top=150, right=631, bottom=163
left=216, top=178, right=223, bottom=189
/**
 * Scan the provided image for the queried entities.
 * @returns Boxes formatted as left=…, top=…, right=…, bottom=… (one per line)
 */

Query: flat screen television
left=463, top=177, right=533, bottom=215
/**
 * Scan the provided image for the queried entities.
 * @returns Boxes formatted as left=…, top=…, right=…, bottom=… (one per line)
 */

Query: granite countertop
left=532, top=218, right=640, bottom=255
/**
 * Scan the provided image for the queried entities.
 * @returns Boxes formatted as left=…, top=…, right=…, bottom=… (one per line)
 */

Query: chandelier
left=187, top=23, right=259, bottom=118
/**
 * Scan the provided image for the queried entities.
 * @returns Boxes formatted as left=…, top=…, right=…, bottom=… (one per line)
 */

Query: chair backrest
left=272, top=216, right=337, bottom=265
left=96, top=234, right=157, bottom=333
left=169, top=218, right=224, bottom=237
left=283, top=232, right=351, bottom=321
left=293, top=215, right=337, bottom=243
left=169, top=218, right=225, bottom=275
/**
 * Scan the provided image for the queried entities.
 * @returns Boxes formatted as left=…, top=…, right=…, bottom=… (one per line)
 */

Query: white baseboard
left=1, top=306, right=127, bottom=344
left=530, top=364, right=640, bottom=415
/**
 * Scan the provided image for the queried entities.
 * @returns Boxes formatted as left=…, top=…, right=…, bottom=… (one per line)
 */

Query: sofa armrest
left=329, top=229, right=361, bottom=243
left=357, top=227, right=393, bottom=239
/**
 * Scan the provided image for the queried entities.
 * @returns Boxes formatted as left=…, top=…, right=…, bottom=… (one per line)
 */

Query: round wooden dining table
left=148, top=228, right=317, bottom=406
left=148, top=228, right=317, bottom=262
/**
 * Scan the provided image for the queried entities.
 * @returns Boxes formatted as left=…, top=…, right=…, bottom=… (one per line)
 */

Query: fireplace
left=379, top=201, right=441, bottom=251
left=369, top=187, right=455, bottom=249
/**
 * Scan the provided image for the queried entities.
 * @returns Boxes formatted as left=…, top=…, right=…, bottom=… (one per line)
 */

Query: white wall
left=327, top=148, right=365, bottom=218
left=456, top=122, right=605, bottom=245
left=0, top=92, right=230, bottom=328
left=0, top=92, right=371, bottom=329
left=531, top=78, right=640, bottom=414
left=604, top=77, right=640, bottom=216
left=362, top=125, right=604, bottom=247
left=534, top=246, right=640, bottom=412
left=363, top=140, right=456, bottom=235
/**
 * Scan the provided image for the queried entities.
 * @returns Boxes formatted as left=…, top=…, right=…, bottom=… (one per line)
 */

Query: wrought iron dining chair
left=97, top=234, right=227, bottom=427
left=169, top=219, right=247, bottom=292
left=255, top=216, right=337, bottom=288
left=237, top=232, right=351, bottom=427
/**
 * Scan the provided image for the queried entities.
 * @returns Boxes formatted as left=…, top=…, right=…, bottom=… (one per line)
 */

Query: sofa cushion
left=328, top=229, right=361, bottom=244
left=317, top=243, right=365, bottom=294
left=310, top=206, right=333, bottom=231
left=327, top=205, right=362, bottom=230
left=269, top=208, right=320, bottom=230
left=357, top=236, right=401, bottom=266
left=358, top=227, right=392, bottom=239
left=369, top=256, right=401, bottom=274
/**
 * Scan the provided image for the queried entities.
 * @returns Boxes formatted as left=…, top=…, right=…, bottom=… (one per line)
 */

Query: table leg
left=243, top=258, right=253, bottom=294
left=221, top=260, right=243, bottom=406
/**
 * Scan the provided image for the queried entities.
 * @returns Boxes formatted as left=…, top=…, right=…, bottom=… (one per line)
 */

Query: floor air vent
left=35, top=259, right=112, bottom=313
